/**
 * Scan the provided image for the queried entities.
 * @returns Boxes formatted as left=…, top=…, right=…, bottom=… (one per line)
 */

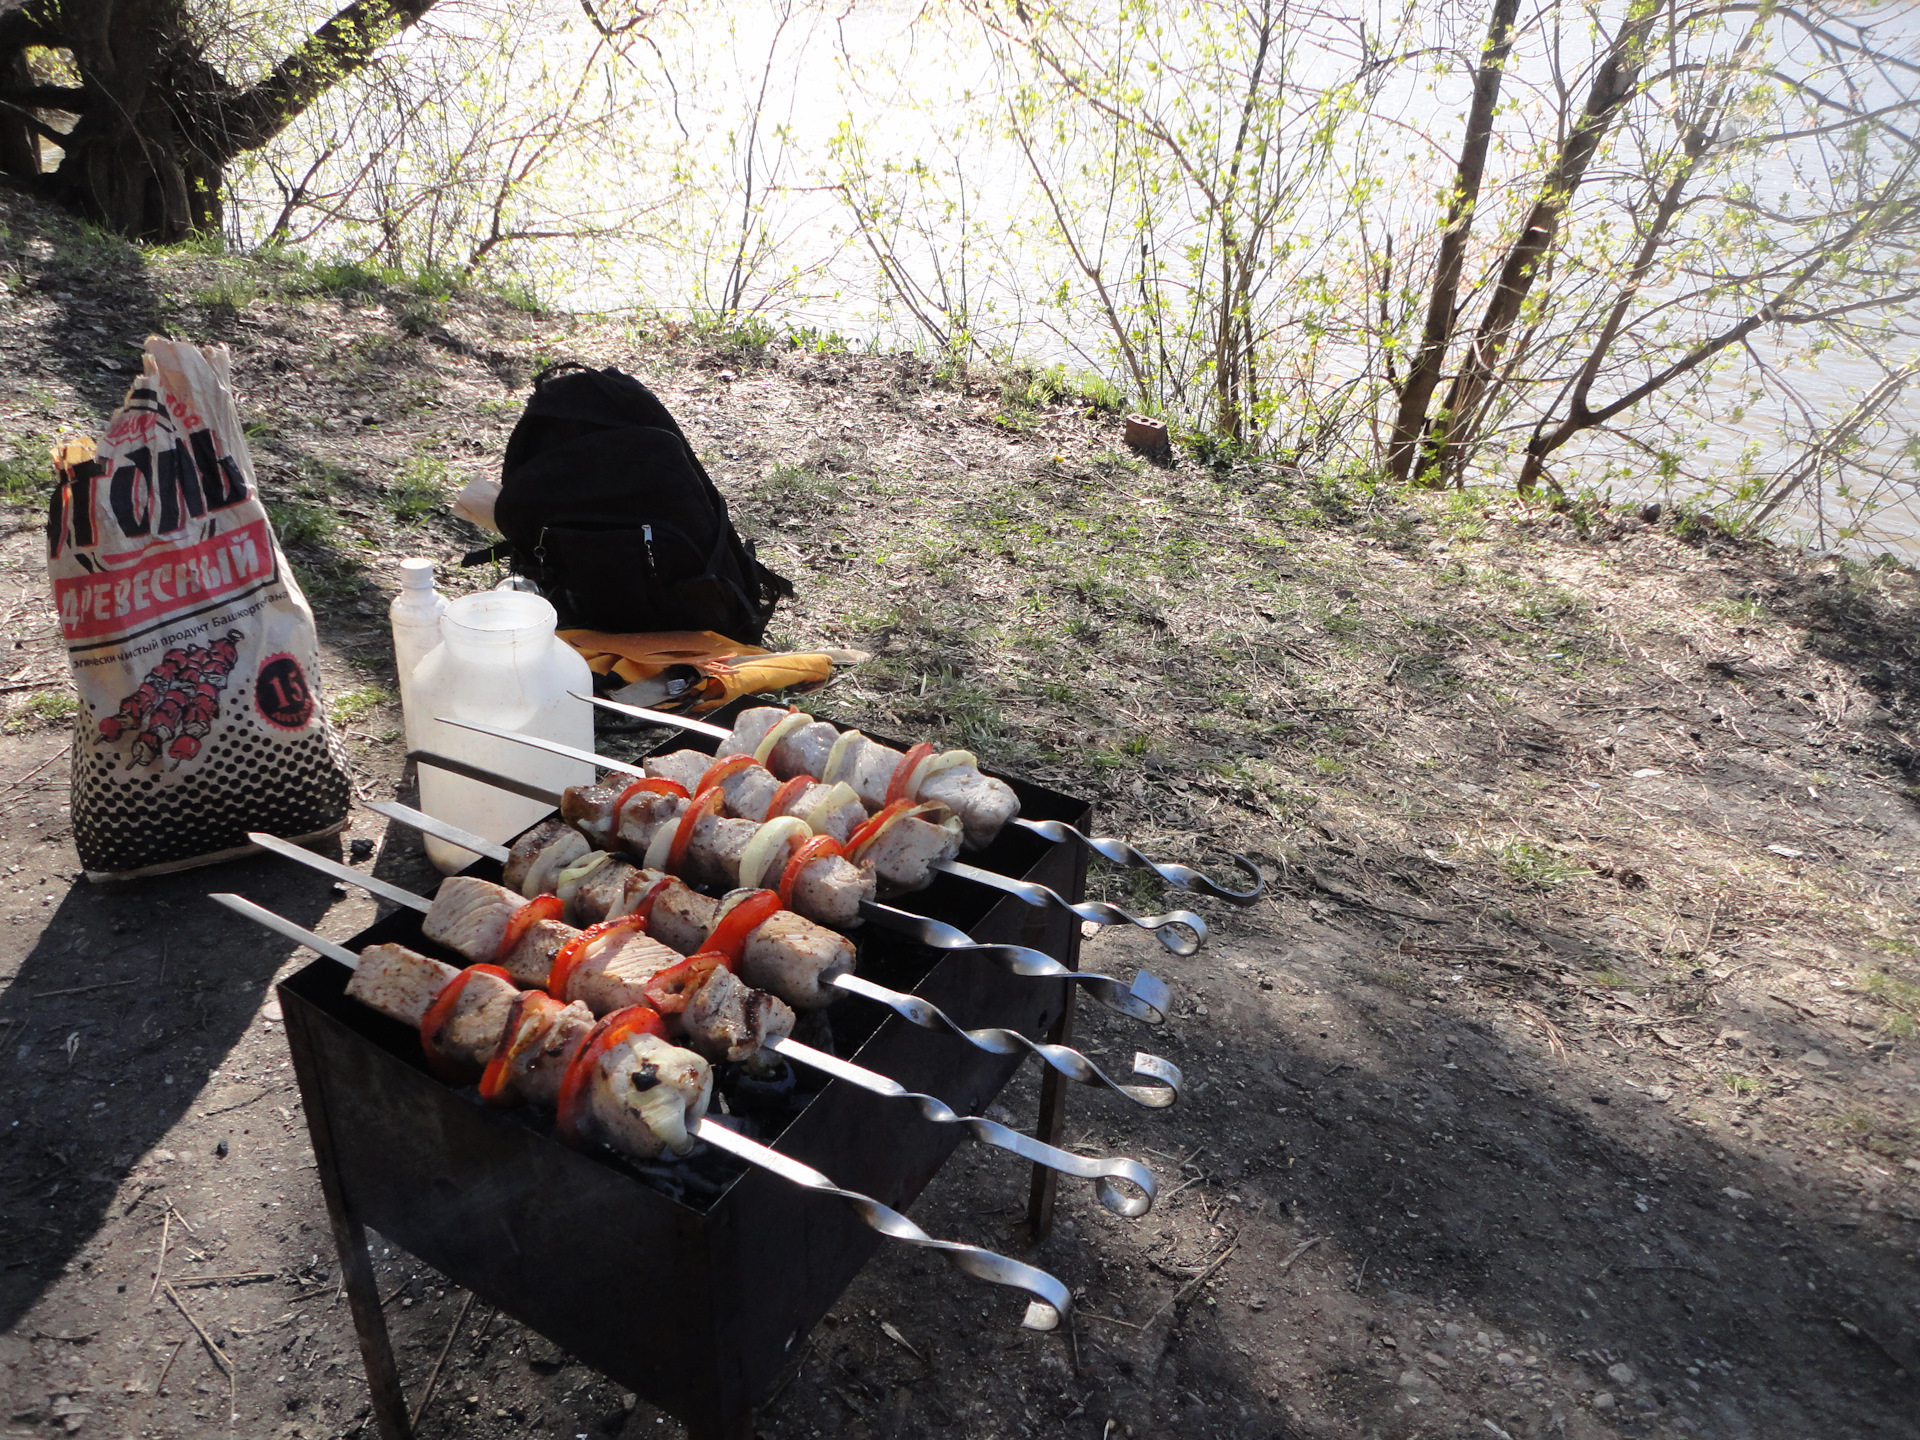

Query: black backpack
left=474, top=364, right=791, bottom=642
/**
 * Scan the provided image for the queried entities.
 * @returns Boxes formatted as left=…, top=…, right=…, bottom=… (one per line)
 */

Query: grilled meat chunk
left=504, top=819, right=588, bottom=895
left=499, top=917, right=574, bottom=988
left=489, top=992, right=596, bottom=1107
left=560, top=926, right=685, bottom=1014
left=345, top=944, right=459, bottom=1028
left=421, top=965, right=520, bottom=1071
left=732, top=900, right=856, bottom=1010
left=678, top=965, right=795, bottom=1064
left=422, top=876, right=523, bottom=964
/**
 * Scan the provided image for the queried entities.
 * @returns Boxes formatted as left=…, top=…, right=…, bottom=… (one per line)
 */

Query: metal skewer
left=437, top=715, right=1208, bottom=956
left=210, top=892, right=1074, bottom=1329
left=361, top=800, right=1180, bottom=1108
left=575, top=691, right=1266, bottom=907
left=402, top=747, right=1177, bottom=1026
left=244, top=831, right=1160, bottom=1216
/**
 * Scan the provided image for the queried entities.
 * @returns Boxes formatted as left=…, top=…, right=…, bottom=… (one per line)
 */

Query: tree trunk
left=1416, top=3, right=1660, bottom=486
left=1385, top=0, right=1521, bottom=487
left=0, top=0, right=437, bottom=242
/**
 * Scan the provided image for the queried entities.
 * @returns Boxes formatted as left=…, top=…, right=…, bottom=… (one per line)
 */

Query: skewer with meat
left=635, top=750, right=965, bottom=892
left=416, top=874, right=792, bottom=1065
left=719, top=706, right=1020, bottom=852
left=250, top=914, right=710, bottom=1158
left=557, top=778, right=878, bottom=926
left=503, top=820, right=855, bottom=1009
left=213, top=891, right=1086, bottom=1324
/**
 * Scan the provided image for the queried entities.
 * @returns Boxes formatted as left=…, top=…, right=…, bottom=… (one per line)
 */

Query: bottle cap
left=399, top=558, right=436, bottom=589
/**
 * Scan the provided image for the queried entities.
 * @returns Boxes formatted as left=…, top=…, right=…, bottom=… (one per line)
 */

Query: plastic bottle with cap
left=410, top=589, right=595, bottom=872
left=389, top=558, right=450, bottom=750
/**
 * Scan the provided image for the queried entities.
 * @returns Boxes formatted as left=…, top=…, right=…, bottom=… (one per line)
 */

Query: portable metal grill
left=277, top=723, right=1118, bottom=1440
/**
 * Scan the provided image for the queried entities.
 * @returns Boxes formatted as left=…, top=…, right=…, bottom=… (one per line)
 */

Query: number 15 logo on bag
left=255, top=653, right=315, bottom=731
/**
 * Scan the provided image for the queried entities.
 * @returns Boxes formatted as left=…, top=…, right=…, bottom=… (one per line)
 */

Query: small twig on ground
left=1278, top=1236, right=1324, bottom=1275
left=201, top=1088, right=273, bottom=1118
left=170, top=1271, right=278, bottom=1287
left=1513, top=1001, right=1570, bottom=1061
left=1142, top=1233, right=1239, bottom=1331
left=410, top=1290, right=475, bottom=1429
left=0, top=746, right=68, bottom=796
left=1766, top=991, right=1825, bottom=1019
left=149, top=1208, right=171, bottom=1300
left=154, top=1335, right=189, bottom=1395
left=35, top=979, right=139, bottom=999
left=162, top=1281, right=233, bottom=1378
left=165, top=1200, right=199, bottom=1236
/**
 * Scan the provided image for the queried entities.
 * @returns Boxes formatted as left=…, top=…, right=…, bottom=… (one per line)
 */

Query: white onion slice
left=800, top=781, right=860, bottom=833
left=642, top=820, right=675, bottom=873
left=554, top=850, right=613, bottom=900
left=633, top=1079, right=694, bottom=1156
left=753, top=711, right=811, bottom=765
left=739, top=816, right=810, bottom=890
left=919, top=749, right=977, bottom=783
left=824, top=730, right=863, bottom=785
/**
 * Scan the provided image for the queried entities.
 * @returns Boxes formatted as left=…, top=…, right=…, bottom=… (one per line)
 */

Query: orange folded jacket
left=557, top=629, right=834, bottom=713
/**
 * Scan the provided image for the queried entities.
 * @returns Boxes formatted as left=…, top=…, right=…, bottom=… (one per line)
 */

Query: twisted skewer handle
left=861, top=901, right=1172, bottom=1024
left=693, top=1119, right=1073, bottom=1330
left=936, top=859, right=1206, bottom=956
left=774, top=1039, right=1154, bottom=1216
left=1013, top=820, right=1265, bottom=906
left=831, top=974, right=1181, bottom=1109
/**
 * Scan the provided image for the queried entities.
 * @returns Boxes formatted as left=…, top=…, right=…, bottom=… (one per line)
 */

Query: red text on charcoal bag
left=48, top=412, right=251, bottom=559
left=55, top=517, right=271, bottom=642
left=255, top=653, right=315, bottom=731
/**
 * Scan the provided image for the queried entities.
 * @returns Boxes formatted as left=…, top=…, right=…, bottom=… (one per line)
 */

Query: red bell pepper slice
left=547, top=913, right=649, bottom=1001
left=497, top=893, right=565, bottom=965
left=702, top=889, right=783, bottom=968
left=696, top=753, right=759, bottom=795
left=885, top=742, right=936, bottom=805
left=478, top=990, right=563, bottom=1106
left=765, top=774, right=812, bottom=821
left=668, top=786, right=725, bottom=875
left=612, top=776, right=689, bottom=833
left=621, top=874, right=678, bottom=931
left=846, top=800, right=913, bottom=858
left=419, top=963, right=515, bottom=1083
left=642, top=951, right=727, bottom=1015
left=777, top=833, right=844, bottom=908
left=555, top=1005, right=669, bottom=1145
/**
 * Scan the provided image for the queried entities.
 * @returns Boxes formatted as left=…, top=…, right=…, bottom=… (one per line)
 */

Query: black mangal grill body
left=278, top=728, right=1092, bottom=1440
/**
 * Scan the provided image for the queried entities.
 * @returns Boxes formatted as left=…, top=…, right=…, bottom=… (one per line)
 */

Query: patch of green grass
left=1862, top=968, right=1920, bottom=1037
left=753, top=460, right=842, bottom=512
left=266, top=498, right=336, bottom=550
left=389, top=454, right=448, bottom=524
left=1721, top=1071, right=1760, bottom=1098
left=193, top=272, right=258, bottom=314
left=1708, top=595, right=1767, bottom=622
left=331, top=685, right=393, bottom=726
left=0, top=440, right=48, bottom=505
left=4, top=689, right=76, bottom=733
left=1497, top=840, right=1591, bottom=888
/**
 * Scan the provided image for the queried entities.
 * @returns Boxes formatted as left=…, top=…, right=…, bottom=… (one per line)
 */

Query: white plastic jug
left=411, top=590, right=596, bottom=873
left=389, top=557, right=448, bottom=750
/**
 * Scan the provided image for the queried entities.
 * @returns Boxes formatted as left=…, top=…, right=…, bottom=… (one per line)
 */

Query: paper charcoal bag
left=45, top=338, right=352, bottom=879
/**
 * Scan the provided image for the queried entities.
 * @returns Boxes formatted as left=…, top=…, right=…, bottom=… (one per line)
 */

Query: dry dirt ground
left=0, top=192, right=1917, bottom=1440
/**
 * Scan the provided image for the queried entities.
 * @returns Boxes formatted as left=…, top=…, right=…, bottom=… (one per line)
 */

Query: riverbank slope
left=0, top=194, right=1916, bottom=1440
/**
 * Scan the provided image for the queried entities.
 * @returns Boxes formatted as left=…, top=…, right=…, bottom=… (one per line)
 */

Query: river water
left=242, top=0, right=1920, bottom=556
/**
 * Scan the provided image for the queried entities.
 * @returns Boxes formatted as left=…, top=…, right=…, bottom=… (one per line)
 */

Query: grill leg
left=284, top=991, right=413, bottom=1440
left=1025, top=984, right=1075, bottom=1241
left=326, top=1199, right=413, bottom=1440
